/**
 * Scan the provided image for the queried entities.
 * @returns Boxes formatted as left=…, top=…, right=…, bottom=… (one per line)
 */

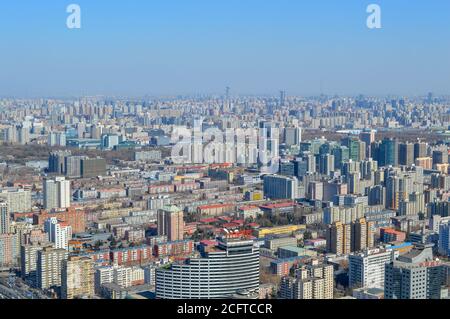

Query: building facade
left=156, top=238, right=259, bottom=299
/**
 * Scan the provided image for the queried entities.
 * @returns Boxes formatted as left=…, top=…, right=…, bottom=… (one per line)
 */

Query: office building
left=349, top=249, right=393, bottom=289
left=385, top=246, right=446, bottom=299
left=343, top=137, right=364, bottom=162
left=284, top=127, right=302, bottom=147
left=399, top=142, right=415, bottom=166
left=80, top=158, right=107, bottom=178
left=48, top=151, right=72, bottom=174
left=414, top=142, right=428, bottom=160
left=65, top=155, right=87, bottom=178
left=433, top=150, right=448, bottom=165
left=319, top=154, right=335, bottom=176
left=438, top=222, right=450, bottom=257
left=156, top=237, right=259, bottom=299
left=379, top=139, right=398, bottom=167
left=360, top=130, right=376, bottom=158
left=101, top=134, right=120, bottom=150
left=264, top=175, right=299, bottom=200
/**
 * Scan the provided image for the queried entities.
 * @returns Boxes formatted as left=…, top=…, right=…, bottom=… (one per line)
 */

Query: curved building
left=156, top=237, right=260, bottom=299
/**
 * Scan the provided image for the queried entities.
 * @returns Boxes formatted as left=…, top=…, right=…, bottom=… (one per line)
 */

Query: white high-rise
left=349, top=249, right=393, bottom=289
left=44, top=217, right=72, bottom=250
left=43, top=177, right=71, bottom=210
left=0, top=188, right=32, bottom=213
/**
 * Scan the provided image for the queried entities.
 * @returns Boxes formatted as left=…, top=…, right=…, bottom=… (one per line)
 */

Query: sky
left=0, top=0, right=449, bottom=98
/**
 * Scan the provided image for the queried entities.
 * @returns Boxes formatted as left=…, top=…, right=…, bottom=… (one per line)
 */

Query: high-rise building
left=48, top=151, right=72, bottom=174
left=36, top=246, right=68, bottom=289
left=351, top=218, right=375, bottom=252
left=156, top=237, right=259, bottom=299
left=326, top=222, right=351, bottom=255
left=380, top=138, right=398, bottom=167
left=95, top=265, right=142, bottom=294
left=80, top=158, right=107, bottom=178
left=280, top=260, right=334, bottom=300
left=263, top=175, right=299, bottom=200
left=101, top=134, right=120, bottom=150
left=0, top=202, right=10, bottom=234
left=385, top=175, right=400, bottom=210
left=279, top=90, right=286, bottom=107
left=368, top=185, right=386, bottom=206
left=0, top=188, right=32, bottom=214
left=319, top=154, right=335, bottom=176
left=349, top=249, right=393, bottom=289
left=332, top=146, right=349, bottom=171
left=284, top=127, right=302, bottom=147
left=351, top=218, right=367, bottom=252
left=384, top=246, right=446, bottom=299
left=20, top=243, right=53, bottom=286
left=360, top=130, right=376, bottom=158
left=157, top=205, right=184, bottom=242
left=61, top=256, right=95, bottom=299
left=295, top=260, right=334, bottom=299
left=44, top=217, right=72, bottom=250
left=0, top=233, right=19, bottom=267
left=360, top=159, right=378, bottom=180
left=438, top=222, right=450, bottom=257
left=343, top=137, right=364, bottom=162
left=414, top=142, right=428, bottom=160
left=433, top=150, right=448, bottom=165
left=43, top=177, right=71, bottom=210
left=48, top=132, right=66, bottom=147
left=65, top=156, right=87, bottom=178
left=399, top=142, right=415, bottom=166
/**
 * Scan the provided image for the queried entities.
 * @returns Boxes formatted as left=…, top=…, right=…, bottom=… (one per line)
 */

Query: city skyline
left=2, top=0, right=450, bottom=305
left=1, top=0, right=450, bottom=97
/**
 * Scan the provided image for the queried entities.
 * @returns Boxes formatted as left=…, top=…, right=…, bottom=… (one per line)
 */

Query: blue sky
left=0, top=0, right=449, bottom=97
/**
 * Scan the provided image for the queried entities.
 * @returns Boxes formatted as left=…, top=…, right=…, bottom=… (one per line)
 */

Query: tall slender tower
left=280, top=90, right=286, bottom=107
left=0, top=202, right=10, bottom=234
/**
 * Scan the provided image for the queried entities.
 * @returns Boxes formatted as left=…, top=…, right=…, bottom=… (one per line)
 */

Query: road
left=0, top=271, right=50, bottom=299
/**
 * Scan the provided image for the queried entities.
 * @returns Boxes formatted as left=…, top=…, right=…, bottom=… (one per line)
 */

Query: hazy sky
left=0, top=0, right=449, bottom=97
